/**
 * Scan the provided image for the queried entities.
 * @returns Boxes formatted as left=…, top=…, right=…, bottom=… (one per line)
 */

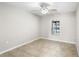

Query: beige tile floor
left=0, top=39, right=78, bottom=57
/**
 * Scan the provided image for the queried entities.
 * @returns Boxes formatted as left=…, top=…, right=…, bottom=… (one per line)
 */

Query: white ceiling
left=6, top=2, right=79, bottom=16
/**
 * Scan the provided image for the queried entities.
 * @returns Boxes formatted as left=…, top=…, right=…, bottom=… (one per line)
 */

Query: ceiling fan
left=32, top=2, right=57, bottom=15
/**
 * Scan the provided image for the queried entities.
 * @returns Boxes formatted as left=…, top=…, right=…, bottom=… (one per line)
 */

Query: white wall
left=0, top=3, right=40, bottom=52
left=40, top=13, right=76, bottom=44
left=76, top=5, right=79, bottom=55
left=0, top=3, right=77, bottom=54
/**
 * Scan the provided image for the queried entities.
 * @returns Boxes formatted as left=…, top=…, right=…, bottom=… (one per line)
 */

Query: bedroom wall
left=40, top=13, right=76, bottom=44
left=76, top=4, right=79, bottom=55
left=0, top=3, right=40, bottom=52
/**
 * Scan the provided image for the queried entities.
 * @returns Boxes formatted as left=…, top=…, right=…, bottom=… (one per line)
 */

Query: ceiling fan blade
left=31, top=10, right=41, bottom=14
left=48, top=9, right=57, bottom=14
left=47, top=6, right=57, bottom=10
left=40, top=2, right=50, bottom=8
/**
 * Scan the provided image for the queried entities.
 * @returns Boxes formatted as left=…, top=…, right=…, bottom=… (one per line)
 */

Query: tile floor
left=0, top=39, right=78, bottom=57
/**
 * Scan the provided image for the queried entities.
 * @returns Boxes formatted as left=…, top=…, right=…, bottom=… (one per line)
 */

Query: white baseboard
left=39, top=36, right=76, bottom=44
left=0, top=37, right=40, bottom=55
left=0, top=36, right=76, bottom=55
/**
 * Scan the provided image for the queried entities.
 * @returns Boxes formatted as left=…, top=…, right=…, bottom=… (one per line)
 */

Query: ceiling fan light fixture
left=41, top=8, right=48, bottom=14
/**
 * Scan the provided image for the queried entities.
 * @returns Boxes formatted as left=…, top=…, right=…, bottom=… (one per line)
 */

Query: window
left=52, top=21, right=60, bottom=35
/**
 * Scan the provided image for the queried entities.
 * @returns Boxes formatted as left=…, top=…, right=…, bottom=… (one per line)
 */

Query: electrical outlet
left=6, top=41, right=9, bottom=44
